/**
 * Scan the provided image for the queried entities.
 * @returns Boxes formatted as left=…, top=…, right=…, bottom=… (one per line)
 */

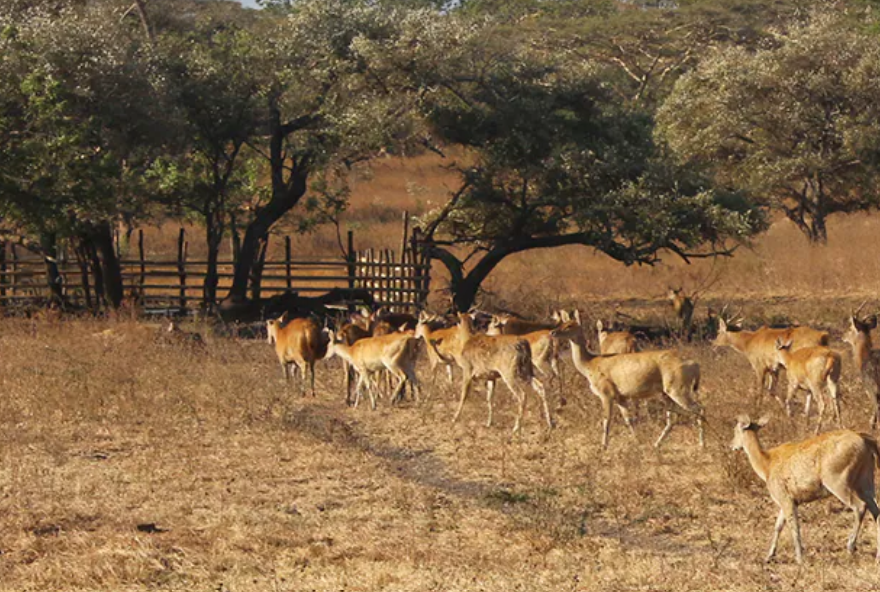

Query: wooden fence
left=0, top=224, right=431, bottom=313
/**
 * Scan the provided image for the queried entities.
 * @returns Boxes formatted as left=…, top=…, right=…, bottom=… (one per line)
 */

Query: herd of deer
left=263, top=293, right=880, bottom=565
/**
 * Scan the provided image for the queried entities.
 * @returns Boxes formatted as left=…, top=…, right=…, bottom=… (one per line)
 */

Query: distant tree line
left=2, top=0, right=879, bottom=312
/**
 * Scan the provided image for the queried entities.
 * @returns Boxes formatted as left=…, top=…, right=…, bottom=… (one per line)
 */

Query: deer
left=730, top=415, right=880, bottom=564
left=370, top=307, right=418, bottom=333
left=843, top=303, right=880, bottom=429
left=713, top=313, right=830, bottom=406
left=414, top=311, right=460, bottom=387
left=486, top=310, right=575, bottom=385
left=336, top=317, right=373, bottom=403
left=449, top=313, right=551, bottom=433
left=326, top=330, right=420, bottom=409
left=667, top=286, right=696, bottom=340
left=487, top=312, right=557, bottom=336
left=554, top=319, right=703, bottom=449
left=773, top=338, right=842, bottom=432
left=266, top=313, right=329, bottom=397
left=596, top=319, right=637, bottom=355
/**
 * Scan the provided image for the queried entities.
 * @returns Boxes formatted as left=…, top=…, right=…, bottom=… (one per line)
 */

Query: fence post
left=285, top=235, right=292, bottom=291
left=346, top=230, right=356, bottom=312
left=177, top=228, right=187, bottom=314
left=411, top=226, right=429, bottom=310
left=138, top=229, right=146, bottom=302
left=9, top=244, right=18, bottom=300
left=0, top=241, right=6, bottom=303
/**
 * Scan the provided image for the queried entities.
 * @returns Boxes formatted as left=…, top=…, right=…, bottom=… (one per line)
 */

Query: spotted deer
left=449, top=313, right=551, bottom=433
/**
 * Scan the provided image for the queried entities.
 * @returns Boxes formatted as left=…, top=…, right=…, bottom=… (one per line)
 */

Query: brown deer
left=266, top=314, right=329, bottom=397
left=326, top=330, right=420, bottom=409
left=731, top=415, right=880, bottom=564
left=449, top=313, right=551, bottom=433
left=414, top=312, right=460, bottom=386
left=555, top=320, right=703, bottom=449
left=713, top=315, right=829, bottom=405
left=843, top=303, right=880, bottom=429
left=773, top=338, right=842, bottom=433
left=667, top=287, right=695, bottom=340
left=596, top=319, right=637, bottom=355
left=487, top=312, right=557, bottom=336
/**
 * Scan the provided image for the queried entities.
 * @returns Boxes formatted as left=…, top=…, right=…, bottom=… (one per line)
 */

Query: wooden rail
left=0, top=222, right=431, bottom=313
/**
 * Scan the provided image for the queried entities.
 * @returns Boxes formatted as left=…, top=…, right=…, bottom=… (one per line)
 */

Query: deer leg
left=616, top=400, right=636, bottom=437
left=406, top=365, right=421, bottom=404
left=532, top=377, right=553, bottom=429
left=600, top=394, right=613, bottom=450
left=308, top=361, right=317, bottom=397
left=827, top=377, right=841, bottom=427
left=485, top=379, right=496, bottom=428
left=812, top=384, right=826, bottom=435
left=789, top=504, right=804, bottom=564
left=655, top=409, right=675, bottom=449
left=767, top=508, right=787, bottom=562
left=453, top=375, right=473, bottom=423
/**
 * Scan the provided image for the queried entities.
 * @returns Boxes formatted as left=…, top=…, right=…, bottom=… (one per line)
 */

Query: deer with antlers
left=713, top=308, right=829, bottom=406
left=844, top=302, right=880, bottom=429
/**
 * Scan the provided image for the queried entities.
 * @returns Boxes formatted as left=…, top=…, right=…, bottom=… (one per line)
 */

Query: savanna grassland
left=4, top=156, right=880, bottom=591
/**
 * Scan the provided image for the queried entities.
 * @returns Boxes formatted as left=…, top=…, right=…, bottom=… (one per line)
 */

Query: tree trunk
left=203, top=212, right=224, bottom=310
left=431, top=244, right=511, bottom=312
left=224, top=100, right=310, bottom=304
left=250, top=235, right=269, bottom=301
left=85, top=222, right=124, bottom=309
left=40, top=232, right=64, bottom=306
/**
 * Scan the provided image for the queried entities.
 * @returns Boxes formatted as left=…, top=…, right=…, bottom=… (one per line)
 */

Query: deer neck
left=740, top=430, right=771, bottom=483
left=331, top=342, right=355, bottom=364
left=569, top=335, right=596, bottom=369
left=725, top=330, right=757, bottom=355
left=852, top=333, right=872, bottom=371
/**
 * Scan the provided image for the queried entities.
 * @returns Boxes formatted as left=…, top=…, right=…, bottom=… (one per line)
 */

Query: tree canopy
left=1, top=0, right=877, bottom=312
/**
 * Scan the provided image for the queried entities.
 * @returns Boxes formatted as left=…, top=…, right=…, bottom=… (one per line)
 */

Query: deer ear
left=596, top=320, right=603, bottom=331
left=756, top=415, right=771, bottom=428
left=280, top=311, right=288, bottom=322
left=735, top=414, right=751, bottom=427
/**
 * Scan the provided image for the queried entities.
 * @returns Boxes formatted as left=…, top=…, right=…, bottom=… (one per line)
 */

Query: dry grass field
left=2, top=312, right=880, bottom=592
left=5, top=155, right=880, bottom=591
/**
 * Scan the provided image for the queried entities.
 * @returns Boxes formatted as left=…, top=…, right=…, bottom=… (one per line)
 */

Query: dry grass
left=7, top=155, right=880, bottom=590
left=2, top=311, right=880, bottom=591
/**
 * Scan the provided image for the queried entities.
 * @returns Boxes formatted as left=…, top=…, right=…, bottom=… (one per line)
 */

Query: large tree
left=0, top=1, right=164, bottom=308
left=359, top=12, right=763, bottom=310
left=656, top=12, right=880, bottom=243
left=221, top=0, right=425, bottom=307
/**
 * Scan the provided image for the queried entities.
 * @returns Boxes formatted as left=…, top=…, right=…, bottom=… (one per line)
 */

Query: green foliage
left=657, top=11, right=880, bottom=242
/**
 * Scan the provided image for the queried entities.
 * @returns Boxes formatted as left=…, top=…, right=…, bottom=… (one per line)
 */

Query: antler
left=853, top=300, right=869, bottom=319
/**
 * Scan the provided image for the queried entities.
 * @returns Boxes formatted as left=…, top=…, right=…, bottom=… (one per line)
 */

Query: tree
left=156, top=24, right=263, bottom=309
left=221, top=0, right=425, bottom=307
left=360, top=13, right=763, bottom=310
left=656, top=12, right=880, bottom=243
left=0, top=1, right=163, bottom=308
